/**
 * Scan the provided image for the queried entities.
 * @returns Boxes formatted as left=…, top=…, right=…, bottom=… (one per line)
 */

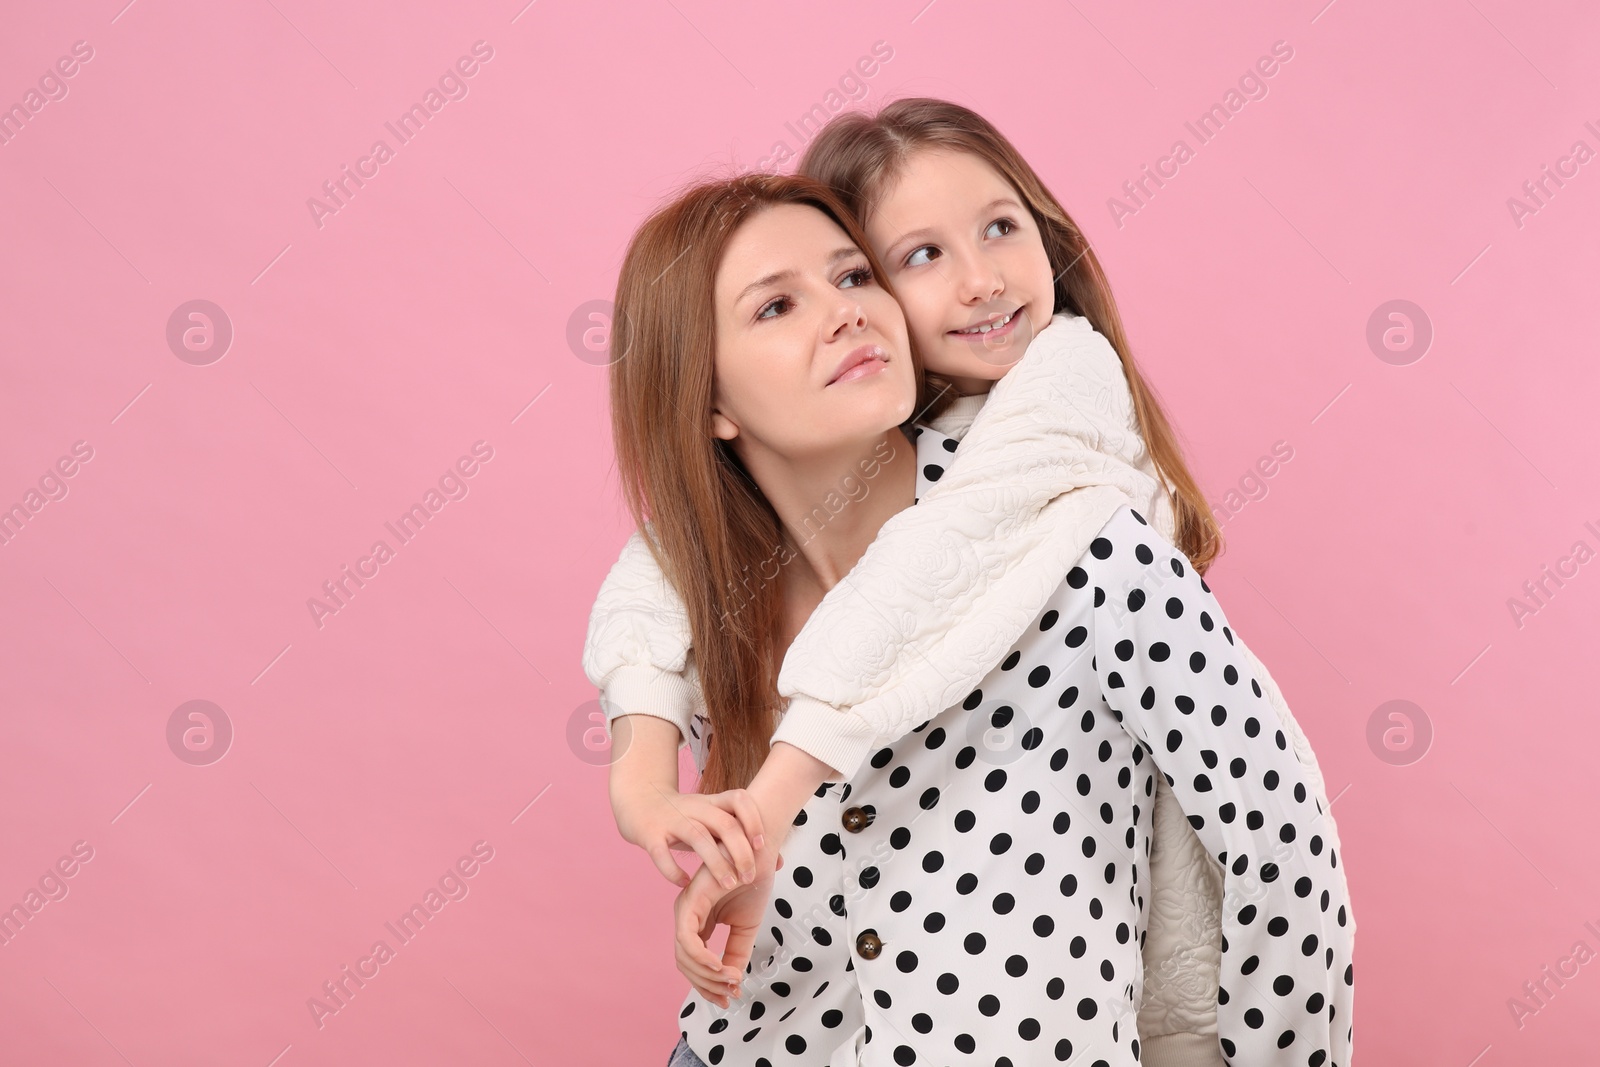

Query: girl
left=589, top=101, right=1354, bottom=1066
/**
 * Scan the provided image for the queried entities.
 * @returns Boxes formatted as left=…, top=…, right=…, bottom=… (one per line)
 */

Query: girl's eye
left=904, top=244, right=941, bottom=268
left=840, top=265, right=874, bottom=288
left=985, top=218, right=1018, bottom=239
left=757, top=296, right=792, bottom=320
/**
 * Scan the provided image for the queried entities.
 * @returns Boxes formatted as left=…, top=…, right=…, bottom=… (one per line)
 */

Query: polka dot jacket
left=675, top=423, right=1355, bottom=1067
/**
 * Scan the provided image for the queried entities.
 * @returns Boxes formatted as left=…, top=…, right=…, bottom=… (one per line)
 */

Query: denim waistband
left=666, top=1034, right=706, bottom=1067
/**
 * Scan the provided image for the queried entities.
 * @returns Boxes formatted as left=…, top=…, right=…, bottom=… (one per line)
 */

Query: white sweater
left=583, top=312, right=1353, bottom=1066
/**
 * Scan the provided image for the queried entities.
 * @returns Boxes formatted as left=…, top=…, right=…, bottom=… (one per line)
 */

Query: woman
left=591, top=107, right=1351, bottom=1067
left=602, top=173, right=1354, bottom=1067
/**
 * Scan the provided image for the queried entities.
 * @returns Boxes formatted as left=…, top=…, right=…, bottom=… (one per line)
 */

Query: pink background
left=3, top=0, right=1597, bottom=1062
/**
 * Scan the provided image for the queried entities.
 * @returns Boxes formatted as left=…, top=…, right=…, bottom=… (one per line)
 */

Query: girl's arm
left=772, top=312, right=1157, bottom=778
left=587, top=315, right=1145, bottom=784
left=583, top=525, right=698, bottom=744
left=586, top=320, right=1349, bottom=898
left=586, top=529, right=765, bottom=888
left=606, top=712, right=766, bottom=890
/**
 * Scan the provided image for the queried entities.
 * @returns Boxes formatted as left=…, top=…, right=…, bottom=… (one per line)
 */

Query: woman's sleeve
left=582, top=526, right=698, bottom=747
left=1235, top=638, right=1357, bottom=946
left=771, top=314, right=1161, bottom=780
left=1087, top=506, right=1355, bottom=1066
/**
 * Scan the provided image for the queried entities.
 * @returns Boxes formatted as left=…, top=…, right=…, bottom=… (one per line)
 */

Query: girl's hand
left=673, top=845, right=783, bottom=1008
left=611, top=782, right=767, bottom=891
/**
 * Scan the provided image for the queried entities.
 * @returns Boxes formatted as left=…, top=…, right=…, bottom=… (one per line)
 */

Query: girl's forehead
left=866, top=151, right=1021, bottom=240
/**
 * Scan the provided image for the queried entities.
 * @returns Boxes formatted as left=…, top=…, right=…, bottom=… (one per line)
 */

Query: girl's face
left=865, top=148, right=1057, bottom=396
left=709, top=203, right=916, bottom=461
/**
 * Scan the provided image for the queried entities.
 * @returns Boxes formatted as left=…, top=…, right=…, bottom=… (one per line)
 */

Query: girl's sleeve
left=582, top=526, right=698, bottom=747
left=1087, top=506, right=1355, bottom=1066
left=771, top=314, right=1160, bottom=779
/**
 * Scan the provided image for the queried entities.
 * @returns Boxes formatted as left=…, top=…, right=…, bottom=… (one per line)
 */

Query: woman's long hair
left=609, top=174, right=957, bottom=793
left=800, top=97, right=1224, bottom=574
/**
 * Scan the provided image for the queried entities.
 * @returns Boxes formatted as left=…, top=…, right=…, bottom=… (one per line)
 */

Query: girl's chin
left=928, top=359, right=1014, bottom=386
left=966, top=346, right=1025, bottom=374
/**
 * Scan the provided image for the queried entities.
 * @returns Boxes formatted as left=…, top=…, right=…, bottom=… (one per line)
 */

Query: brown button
left=841, top=806, right=872, bottom=833
left=855, top=930, right=882, bottom=959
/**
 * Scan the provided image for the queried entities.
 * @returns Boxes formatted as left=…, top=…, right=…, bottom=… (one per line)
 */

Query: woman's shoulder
left=1068, top=504, right=1202, bottom=610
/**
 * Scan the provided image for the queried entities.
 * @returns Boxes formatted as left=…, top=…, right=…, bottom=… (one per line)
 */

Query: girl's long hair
left=799, top=97, right=1224, bottom=574
left=609, top=174, right=957, bottom=794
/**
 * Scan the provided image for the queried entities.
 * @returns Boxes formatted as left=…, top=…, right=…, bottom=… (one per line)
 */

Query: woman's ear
left=710, top=407, right=739, bottom=441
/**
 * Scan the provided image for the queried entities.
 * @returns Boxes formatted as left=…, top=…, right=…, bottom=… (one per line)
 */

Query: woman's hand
left=667, top=740, right=835, bottom=1005
left=673, top=844, right=783, bottom=1008
left=612, top=780, right=767, bottom=891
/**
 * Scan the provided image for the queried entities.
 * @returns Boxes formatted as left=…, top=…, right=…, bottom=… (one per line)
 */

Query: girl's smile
left=948, top=306, right=1023, bottom=343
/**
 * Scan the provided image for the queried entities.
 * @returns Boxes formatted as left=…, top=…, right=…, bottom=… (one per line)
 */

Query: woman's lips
left=949, top=308, right=1022, bottom=343
left=827, top=343, right=888, bottom=385
left=830, top=354, right=887, bottom=384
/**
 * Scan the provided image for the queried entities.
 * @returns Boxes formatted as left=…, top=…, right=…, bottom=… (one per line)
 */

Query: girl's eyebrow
left=980, top=196, right=1025, bottom=215
left=885, top=197, right=1023, bottom=256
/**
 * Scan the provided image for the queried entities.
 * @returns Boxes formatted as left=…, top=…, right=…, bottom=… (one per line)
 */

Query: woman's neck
left=747, top=427, right=919, bottom=596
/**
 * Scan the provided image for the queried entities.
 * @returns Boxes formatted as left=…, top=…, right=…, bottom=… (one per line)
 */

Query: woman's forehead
left=715, top=205, right=858, bottom=298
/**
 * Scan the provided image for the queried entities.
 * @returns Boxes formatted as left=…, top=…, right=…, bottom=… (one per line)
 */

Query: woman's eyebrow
left=736, top=270, right=793, bottom=305
left=736, top=246, right=862, bottom=305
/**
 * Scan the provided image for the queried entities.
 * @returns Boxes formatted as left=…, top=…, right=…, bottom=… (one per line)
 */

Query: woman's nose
left=829, top=299, right=868, bottom=338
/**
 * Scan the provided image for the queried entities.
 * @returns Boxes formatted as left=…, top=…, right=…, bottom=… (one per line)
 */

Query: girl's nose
left=958, top=255, right=1004, bottom=303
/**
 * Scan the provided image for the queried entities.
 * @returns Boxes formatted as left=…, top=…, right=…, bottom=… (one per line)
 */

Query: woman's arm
left=1232, top=637, right=1354, bottom=933
left=1087, top=506, right=1355, bottom=1065
left=672, top=739, right=832, bottom=1000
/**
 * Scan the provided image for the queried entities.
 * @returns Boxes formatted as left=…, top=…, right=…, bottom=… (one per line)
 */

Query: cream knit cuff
left=599, top=663, right=696, bottom=747
left=769, top=695, right=883, bottom=782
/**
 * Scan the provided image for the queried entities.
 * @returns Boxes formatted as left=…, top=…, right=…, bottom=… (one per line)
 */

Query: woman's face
left=710, top=203, right=916, bottom=460
left=864, top=147, right=1057, bottom=396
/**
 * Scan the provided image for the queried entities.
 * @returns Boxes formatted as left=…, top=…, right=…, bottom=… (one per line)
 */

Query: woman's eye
left=904, top=245, right=940, bottom=268
left=985, top=218, right=1017, bottom=239
left=757, top=296, right=792, bottom=320
left=840, top=266, right=874, bottom=288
